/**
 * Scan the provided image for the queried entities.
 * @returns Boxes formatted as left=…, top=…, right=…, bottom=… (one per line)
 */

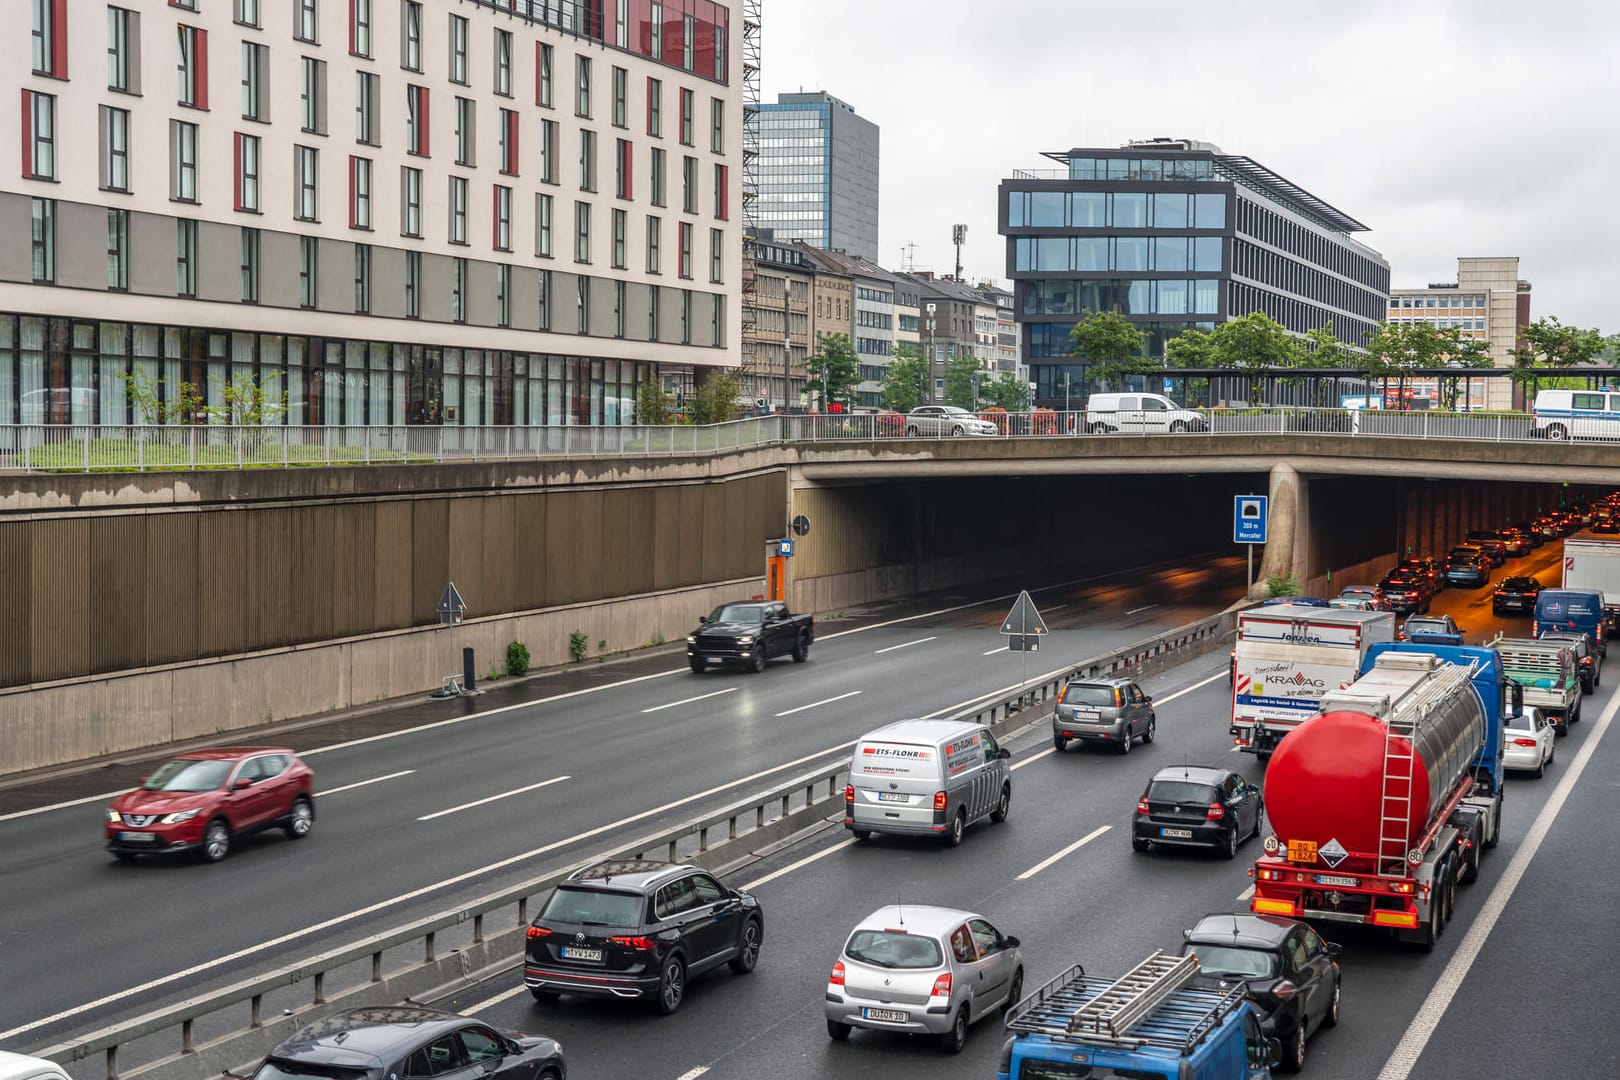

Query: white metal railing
left=0, top=408, right=1597, bottom=473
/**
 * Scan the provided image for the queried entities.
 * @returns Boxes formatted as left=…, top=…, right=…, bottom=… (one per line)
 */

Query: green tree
left=635, top=379, right=676, bottom=425
left=1509, top=316, right=1607, bottom=397
left=1304, top=322, right=1351, bottom=369
left=210, top=372, right=288, bottom=426
left=1364, top=321, right=1470, bottom=409
left=1207, top=312, right=1306, bottom=406
left=942, top=354, right=986, bottom=409
left=122, top=368, right=206, bottom=425
left=1164, top=328, right=1214, bottom=370
left=881, top=344, right=929, bottom=412
left=687, top=370, right=741, bottom=424
left=1068, top=310, right=1150, bottom=390
left=981, top=370, right=1031, bottom=411
left=804, top=332, right=861, bottom=408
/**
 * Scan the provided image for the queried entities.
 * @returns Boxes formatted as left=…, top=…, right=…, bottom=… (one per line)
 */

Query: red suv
left=106, top=747, right=315, bottom=863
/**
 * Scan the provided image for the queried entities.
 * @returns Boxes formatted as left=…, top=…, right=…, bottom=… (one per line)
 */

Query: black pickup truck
left=687, top=600, right=814, bottom=673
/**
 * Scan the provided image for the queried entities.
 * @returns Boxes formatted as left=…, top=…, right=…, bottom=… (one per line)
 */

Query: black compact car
left=1493, top=576, right=1542, bottom=616
left=1514, top=520, right=1548, bottom=547
left=1132, top=766, right=1263, bottom=860
left=249, top=1007, right=565, bottom=1080
left=1540, top=631, right=1601, bottom=694
left=1379, top=574, right=1429, bottom=615
left=525, top=860, right=763, bottom=1014
left=1181, top=914, right=1340, bottom=1073
left=1397, top=558, right=1443, bottom=597
left=1594, top=517, right=1620, bottom=535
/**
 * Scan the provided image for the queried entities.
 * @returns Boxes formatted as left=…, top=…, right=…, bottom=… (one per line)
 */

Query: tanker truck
left=1249, top=643, right=1513, bottom=950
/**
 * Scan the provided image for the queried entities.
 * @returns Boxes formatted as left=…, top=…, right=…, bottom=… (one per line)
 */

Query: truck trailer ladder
left=1379, top=712, right=1419, bottom=877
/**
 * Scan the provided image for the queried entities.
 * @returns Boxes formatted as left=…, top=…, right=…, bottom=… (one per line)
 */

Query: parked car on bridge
left=1085, top=392, right=1208, bottom=434
left=105, top=748, right=315, bottom=863
left=903, top=405, right=999, bottom=437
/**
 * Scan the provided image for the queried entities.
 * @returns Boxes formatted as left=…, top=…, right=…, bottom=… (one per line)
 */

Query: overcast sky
left=761, top=0, right=1619, bottom=332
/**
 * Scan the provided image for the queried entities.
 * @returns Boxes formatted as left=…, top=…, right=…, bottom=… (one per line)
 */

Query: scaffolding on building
left=738, top=0, right=765, bottom=400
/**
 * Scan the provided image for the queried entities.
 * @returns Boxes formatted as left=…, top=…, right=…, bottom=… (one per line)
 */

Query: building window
left=242, top=42, right=269, bottom=121
left=100, top=106, right=131, bottom=192
left=709, top=227, right=723, bottom=283
left=294, top=144, right=319, bottom=220
left=295, top=0, right=318, bottom=43
left=682, top=155, right=696, bottom=213
left=301, top=57, right=327, bottom=134
left=537, top=42, right=553, bottom=107
left=678, top=221, right=692, bottom=279
left=350, top=0, right=371, bottom=57
left=541, top=119, right=559, bottom=183
left=711, top=98, right=724, bottom=154
left=680, top=289, right=691, bottom=344
left=494, top=28, right=512, bottom=96
left=176, top=219, right=198, bottom=297
left=682, top=13, right=695, bottom=70
left=23, top=91, right=56, bottom=180
left=612, top=66, right=627, bottom=127
left=649, top=1, right=663, bottom=58
left=107, top=208, right=129, bottom=290
left=236, top=0, right=260, bottom=27
left=299, top=235, right=318, bottom=307
left=496, top=264, right=511, bottom=326
left=538, top=268, right=551, bottom=329
left=647, top=77, right=662, bottom=136
left=648, top=285, right=660, bottom=339
left=402, top=0, right=421, bottom=70
left=449, top=14, right=468, bottom=84
left=650, top=147, right=665, bottom=206
left=33, top=0, right=66, bottom=78
left=241, top=227, right=260, bottom=302
left=406, top=84, right=429, bottom=155
left=616, top=138, right=633, bottom=199
left=575, top=56, right=591, bottom=118
left=579, top=129, right=596, bottom=191
left=31, top=198, right=55, bottom=283
left=451, top=257, right=467, bottom=322
left=177, top=25, right=208, bottom=108
left=350, top=155, right=372, bottom=228
left=455, top=96, right=476, bottom=166
left=401, top=165, right=422, bottom=235
left=714, top=21, right=726, bottom=80
left=575, top=201, right=590, bottom=262
left=613, top=279, right=625, bottom=337
left=356, top=72, right=379, bottom=144
left=646, top=214, right=660, bottom=273
left=612, top=208, right=626, bottom=268
left=713, top=163, right=728, bottom=219
left=536, top=192, right=553, bottom=256
left=449, top=175, right=468, bottom=243
left=499, top=108, right=518, bottom=175
left=404, top=249, right=421, bottom=317
left=494, top=184, right=512, bottom=250
left=170, top=120, right=199, bottom=202
left=354, top=243, right=371, bottom=312
left=577, top=276, right=590, bottom=334
left=107, top=7, right=138, bottom=93
left=679, top=88, right=693, bottom=145
left=713, top=293, right=724, bottom=347
left=235, top=131, right=261, bottom=210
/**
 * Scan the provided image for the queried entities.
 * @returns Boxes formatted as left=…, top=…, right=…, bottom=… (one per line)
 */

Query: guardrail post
left=699, top=825, right=709, bottom=852
left=518, top=898, right=528, bottom=925
left=425, top=933, right=436, bottom=964
left=372, top=951, right=383, bottom=982
left=104, top=1045, right=117, bottom=1080
left=313, top=971, right=326, bottom=1005
left=728, top=814, right=738, bottom=841
left=473, top=913, right=484, bottom=944
left=251, top=993, right=263, bottom=1028
left=667, top=838, right=678, bottom=861
left=182, top=1018, right=194, bottom=1055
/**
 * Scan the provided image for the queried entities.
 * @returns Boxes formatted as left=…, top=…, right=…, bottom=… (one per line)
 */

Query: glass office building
left=999, top=138, right=1390, bottom=404
left=757, top=92, right=880, bottom=260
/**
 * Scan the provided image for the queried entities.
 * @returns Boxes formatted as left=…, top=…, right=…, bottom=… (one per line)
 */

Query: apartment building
left=1387, top=257, right=1531, bottom=411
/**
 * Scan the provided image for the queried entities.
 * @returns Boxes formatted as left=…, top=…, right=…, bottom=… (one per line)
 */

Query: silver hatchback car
left=1052, top=676, right=1157, bottom=754
left=824, top=905, right=1023, bottom=1054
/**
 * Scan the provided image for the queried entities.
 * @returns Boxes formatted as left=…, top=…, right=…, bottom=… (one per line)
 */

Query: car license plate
left=876, top=791, right=907, bottom=803
left=1159, top=827, right=1193, bottom=839
left=118, top=831, right=155, bottom=843
left=707, top=657, right=723, bottom=663
left=1315, top=874, right=1358, bottom=887
left=560, top=947, right=602, bottom=961
left=1075, top=710, right=1100, bottom=720
left=862, top=1007, right=908, bottom=1023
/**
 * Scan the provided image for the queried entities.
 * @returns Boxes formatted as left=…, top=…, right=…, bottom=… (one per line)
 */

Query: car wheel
left=1118, top=728, right=1132, bottom=755
left=749, top=647, right=766, bottom=674
left=1546, top=422, right=1569, bottom=441
left=951, top=424, right=965, bottom=436
left=850, top=828, right=871, bottom=842
left=1003, top=968, right=1024, bottom=1015
left=1142, top=715, right=1156, bottom=744
left=1252, top=799, right=1265, bottom=841
left=530, top=989, right=561, bottom=1005
left=729, top=918, right=762, bottom=974
left=990, top=783, right=1011, bottom=824
left=201, top=818, right=231, bottom=863
left=939, top=1004, right=969, bottom=1054
left=1280, top=1022, right=1307, bottom=1073
left=1221, top=826, right=1239, bottom=861
left=655, top=956, right=686, bottom=1015
left=945, top=808, right=966, bottom=848
left=1052, top=734, right=1068, bottom=752
left=284, top=796, right=314, bottom=840
left=792, top=634, right=810, bottom=663
left=826, top=1019, right=852, bottom=1041
left=1582, top=675, right=1594, bottom=695
left=1170, top=420, right=1187, bottom=433
left=1132, top=837, right=1150, bottom=852
left=1325, top=977, right=1341, bottom=1028
left=689, top=658, right=706, bottom=674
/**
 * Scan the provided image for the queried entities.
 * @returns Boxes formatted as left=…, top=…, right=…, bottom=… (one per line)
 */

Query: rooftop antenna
left=951, top=225, right=967, bottom=281
left=896, top=891, right=905, bottom=926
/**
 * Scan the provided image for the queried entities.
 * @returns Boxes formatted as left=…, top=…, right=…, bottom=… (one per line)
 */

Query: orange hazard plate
left=1287, top=839, right=1318, bottom=863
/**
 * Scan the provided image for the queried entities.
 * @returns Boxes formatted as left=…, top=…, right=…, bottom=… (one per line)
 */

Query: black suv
left=1181, top=914, right=1340, bottom=1073
left=1132, top=766, right=1264, bottom=860
left=249, top=1007, right=564, bottom=1080
left=1493, top=576, right=1542, bottom=616
left=1379, top=574, right=1429, bottom=615
left=524, top=860, right=763, bottom=1014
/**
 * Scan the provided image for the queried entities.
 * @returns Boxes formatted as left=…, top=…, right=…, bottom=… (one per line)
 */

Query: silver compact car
left=903, top=405, right=999, bottom=437
left=824, top=905, right=1023, bottom=1054
left=1052, top=676, right=1156, bottom=754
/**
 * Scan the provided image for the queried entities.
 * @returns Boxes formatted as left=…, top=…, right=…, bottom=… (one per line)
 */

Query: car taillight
left=930, top=972, right=953, bottom=997
left=1257, top=867, right=1284, bottom=881
left=845, top=785, right=854, bottom=805
left=1512, top=738, right=1539, bottom=747
left=933, top=791, right=947, bottom=811
left=609, top=936, right=657, bottom=950
left=1056, top=685, right=1068, bottom=704
left=1206, top=802, right=1225, bottom=821
left=1137, top=797, right=1150, bottom=815
left=526, top=926, right=552, bottom=939
left=829, top=961, right=846, bottom=986
left=1272, top=980, right=1298, bottom=1001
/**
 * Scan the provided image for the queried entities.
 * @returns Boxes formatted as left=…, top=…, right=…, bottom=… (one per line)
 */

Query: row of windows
left=1012, top=236, right=1224, bottom=274
left=1063, top=156, right=1218, bottom=182
left=1230, top=282, right=1372, bottom=347
left=1230, top=240, right=1384, bottom=325
left=1018, top=278, right=1221, bottom=319
left=1006, top=190, right=1227, bottom=231
left=855, top=310, right=892, bottom=330
left=855, top=287, right=893, bottom=304
left=1391, top=295, right=1488, bottom=309
left=855, top=337, right=889, bottom=356
left=1027, top=321, right=1219, bottom=367
left=1234, top=198, right=1388, bottom=293
left=1389, top=316, right=1488, bottom=332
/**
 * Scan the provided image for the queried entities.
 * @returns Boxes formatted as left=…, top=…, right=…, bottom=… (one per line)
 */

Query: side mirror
left=1182, top=929, right=1192, bottom=940
left=998, top=748, right=1012, bottom=760
left=1003, top=935, right=1020, bottom=949
left=1141, top=695, right=1153, bottom=704
left=698, top=615, right=709, bottom=624
left=233, top=778, right=254, bottom=790
left=1326, top=942, right=1342, bottom=959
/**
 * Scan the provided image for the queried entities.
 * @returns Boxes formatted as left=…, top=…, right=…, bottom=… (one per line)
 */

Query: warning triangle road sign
left=437, top=581, right=468, bottom=625
left=1000, top=590, right=1049, bottom=637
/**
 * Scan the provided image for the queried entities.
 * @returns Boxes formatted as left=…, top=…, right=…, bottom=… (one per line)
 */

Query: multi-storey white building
left=3, top=0, right=741, bottom=427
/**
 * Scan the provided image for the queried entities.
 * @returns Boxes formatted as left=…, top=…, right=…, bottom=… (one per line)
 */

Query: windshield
left=1147, top=780, right=1215, bottom=804
left=1406, top=620, right=1449, bottom=634
left=1501, top=578, right=1536, bottom=590
left=940, top=407, right=973, bottom=417
left=708, top=604, right=764, bottom=624
left=143, top=759, right=232, bottom=792
left=538, top=886, right=645, bottom=928
left=1506, top=711, right=1541, bottom=733
left=253, top=1064, right=371, bottom=1080
left=843, top=929, right=944, bottom=969
left=1062, top=684, right=1116, bottom=706
left=1184, top=943, right=1279, bottom=980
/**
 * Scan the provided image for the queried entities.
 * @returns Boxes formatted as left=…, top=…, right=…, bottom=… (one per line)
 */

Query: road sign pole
left=1021, top=603, right=1028, bottom=686
left=1248, top=543, right=1254, bottom=596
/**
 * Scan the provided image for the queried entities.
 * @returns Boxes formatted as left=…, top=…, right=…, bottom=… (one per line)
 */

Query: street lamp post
left=1063, top=372, right=1072, bottom=414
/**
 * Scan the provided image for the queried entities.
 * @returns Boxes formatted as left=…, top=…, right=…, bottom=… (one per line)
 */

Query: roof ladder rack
left=1065, top=951, right=1200, bottom=1042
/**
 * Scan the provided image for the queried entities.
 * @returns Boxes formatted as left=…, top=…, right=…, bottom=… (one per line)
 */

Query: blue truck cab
left=999, top=953, right=1275, bottom=1080
left=1534, top=587, right=1607, bottom=656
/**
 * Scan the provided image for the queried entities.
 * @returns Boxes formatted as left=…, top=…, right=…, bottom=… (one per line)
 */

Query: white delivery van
left=845, top=719, right=1011, bottom=847
left=0, top=1051, right=71, bottom=1080
left=1085, top=392, right=1208, bottom=434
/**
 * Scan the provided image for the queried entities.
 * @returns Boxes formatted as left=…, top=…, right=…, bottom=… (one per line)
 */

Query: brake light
left=526, top=926, right=552, bottom=939
left=933, top=791, right=947, bottom=811
left=930, top=972, right=953, bottom=997
left=1512, top=738, right=1539, bottom=747
left=1137, top=797, right=1150, bottom=815
left=845, top=785, right=854, bottom=805
left=1257, top=867, right=1284, bottom=881
left=829, top=961, right=846, bottom=986
left=609, top=935, right=657, bottom=951
left=1206, top=802, right=1225, bottom=821
left=1272, top=980, right=1298, bottom=1001
left=1389, top=881, right=1415, bottom=895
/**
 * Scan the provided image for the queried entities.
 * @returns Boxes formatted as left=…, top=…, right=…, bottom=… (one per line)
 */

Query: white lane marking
left=321, top=770, right=415, bottom=796
left=1045, top=604, right=1070, bottom=612
left=0, top=734, right=870, bottom=1043
left=461, top=983, right=530, bottom=1017
left=1237, top=885, right=1255, bottom=902
left=1377, top=689, right=1619, bottom=1080
left=1016, top=826, right=1111, bottom=880
left=983, top=645, right=1009, bottom=655
left=875, top=636, right=936, bottom=655
left=0, top=789, right=124, bottom=822
left=1126, top=604, right=1159, bottom=615
left=641, top=687, right=737, bottom=714
left=775, top=690, right=862, bottom=717
left=675, top=1069, right=710, bottom=1080
left=739, top=838, right=857, bottom=891
left=417, top=776, right=571, bottom=822
left=1150, top=670, right=1226, bottom=706
left=1010, top=748, right=1055, bottom=771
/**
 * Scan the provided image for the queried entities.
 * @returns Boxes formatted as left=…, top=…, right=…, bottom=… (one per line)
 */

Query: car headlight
left=738, top=635, right=755, bottom=645
left=686, top=635, right=697, bottom=644
left=106, top=808, right=122, bottom=823
left=160, top=808, right=202, bottom=824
